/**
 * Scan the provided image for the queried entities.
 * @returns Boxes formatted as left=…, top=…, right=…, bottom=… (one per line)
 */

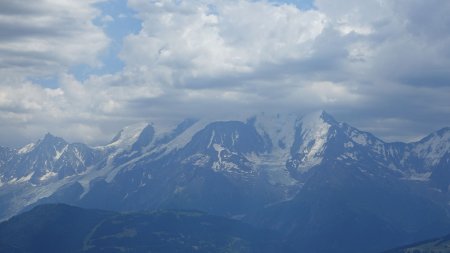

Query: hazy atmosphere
left=2, top=2, right=450, bottom=253
left=1, top=0, right=450, bottom=147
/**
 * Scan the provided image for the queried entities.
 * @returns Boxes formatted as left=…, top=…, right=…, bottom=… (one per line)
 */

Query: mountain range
left=1, top=111, right=449, bottom=253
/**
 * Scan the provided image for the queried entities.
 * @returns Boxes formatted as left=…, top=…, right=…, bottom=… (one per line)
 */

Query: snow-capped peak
left=41, top=133, right=64, bottom=143
left=28, top=133, right=68, bottom=151
left=298, top=110, right=336, bottom=127
left=293, top=111, right=336, bottom=171
left=298, top=111, right=335, bottom=144
left=252, top=112, right=299, bottom=151
left=251, top=111, right=338, bottom=174
left=106, top=122, right=151, bottom=150
left=412, top=127, right=450, bottom=166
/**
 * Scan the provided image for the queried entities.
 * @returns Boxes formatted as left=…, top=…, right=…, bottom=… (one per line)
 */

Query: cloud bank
left=0, top=0, right=449, bottom=147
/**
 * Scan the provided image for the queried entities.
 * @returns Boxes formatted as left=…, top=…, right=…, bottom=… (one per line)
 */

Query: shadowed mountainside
left=0, top=204, right=284, bottom=253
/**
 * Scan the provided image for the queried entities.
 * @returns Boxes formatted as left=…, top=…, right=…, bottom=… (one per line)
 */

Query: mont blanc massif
left=1, top=111, right=450, bottom=253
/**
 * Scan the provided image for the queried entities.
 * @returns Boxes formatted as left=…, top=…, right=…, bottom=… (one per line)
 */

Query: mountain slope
left=248, top=159, right=450, bottom=253
left=383, top=233, right=450, bottom=253
left=0, top=204, right=283, bottom=253
left=0, top=204, right=114, bottom=253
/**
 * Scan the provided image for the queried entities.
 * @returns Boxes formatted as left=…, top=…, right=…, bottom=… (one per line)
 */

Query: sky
left=0, top=0, right=449, bottom=147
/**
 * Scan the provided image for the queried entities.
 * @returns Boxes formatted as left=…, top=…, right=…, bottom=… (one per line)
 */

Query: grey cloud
left=0, top=1, right=43, bottom=16
left=392, top=0, right=450, bottom=40
left=0, top=23, right=68, bottom=41
left=0, top=0, right=108, bottom=79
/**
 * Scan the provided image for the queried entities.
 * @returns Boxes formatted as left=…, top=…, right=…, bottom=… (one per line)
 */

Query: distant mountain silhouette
left=0, top=204, right=283, bottom=253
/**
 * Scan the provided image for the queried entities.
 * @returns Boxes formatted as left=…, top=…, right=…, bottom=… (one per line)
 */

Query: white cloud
left=0, top=0, right=111, bottom=146
left=0, top=0, right=450, bottom=146
left=122, top=0, right=327, bottom=87
left=101, top=14, right=114, bottom=24
left=0, top=0, right=109, bottom=78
